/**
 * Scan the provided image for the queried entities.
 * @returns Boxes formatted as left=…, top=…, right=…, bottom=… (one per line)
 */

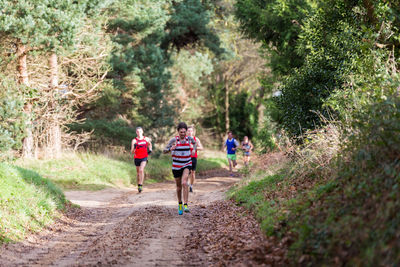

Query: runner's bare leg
left=175, top=177, right=182, bottom=203
left=190, top=171, right=195, bottom=186
left=182, top=168, right=190, bottom=203
left=136, top=166, right=140, bottom=185
left=138, top=161, right=147, bottom=185
left=228, top=158, right=232, bottom=172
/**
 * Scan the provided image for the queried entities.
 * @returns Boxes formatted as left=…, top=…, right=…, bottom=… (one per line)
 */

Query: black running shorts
left=134, top=157, right=148, bottom=167
left=191, top=157, right=197, bottom=171
left=172, top=166, right=191, bottom=178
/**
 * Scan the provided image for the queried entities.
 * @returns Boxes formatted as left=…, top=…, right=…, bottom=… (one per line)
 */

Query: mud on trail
left=0, top=169, right=285, bottom=266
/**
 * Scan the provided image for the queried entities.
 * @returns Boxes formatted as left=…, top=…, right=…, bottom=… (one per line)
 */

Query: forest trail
left=0, top=169, right=241, bottom=266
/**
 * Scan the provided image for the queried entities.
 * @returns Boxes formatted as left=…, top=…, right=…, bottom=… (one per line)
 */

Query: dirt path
left=0, top=170, right=243, bottom=266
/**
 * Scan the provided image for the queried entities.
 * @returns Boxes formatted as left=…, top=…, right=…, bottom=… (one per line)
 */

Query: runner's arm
left=188, top=136, right=197, bottom=152
left=146, top=137, right=153, bottom=151
left=163, top=137, right=176, bottom=154
left=131, top=139, right=137, bottom=154
left=196, top=138, right=203, bottom=150
left=234, top=139, right=240, bottom=148
left=250, top=141, right=254, bottom=151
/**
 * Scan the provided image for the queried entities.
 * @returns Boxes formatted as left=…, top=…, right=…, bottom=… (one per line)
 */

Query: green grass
left=197, top=157, right=226, bottom=172
left=0, top=150, right=226, bottom=243
left=0, top=163, right=66, bottom=243
left=17, top=151, right=227, bottom=191
left=229, top=154, right=400, bottom=265
left=228, top=173, right=286, bottom=235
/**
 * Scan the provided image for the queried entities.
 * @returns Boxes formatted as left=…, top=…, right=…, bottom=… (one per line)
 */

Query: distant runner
left=163, top=122, right=197, bottom=215
left=131, top=127, right=152, bottom=193
left=187, top=126, right=203, bottom=193
left=241, top=136, right=254, bottom=167
left=223, top=131, right=240, bottom=176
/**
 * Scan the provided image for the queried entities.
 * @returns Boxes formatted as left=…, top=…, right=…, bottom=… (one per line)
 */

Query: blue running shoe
left=178, top=204, right=183, bottom=215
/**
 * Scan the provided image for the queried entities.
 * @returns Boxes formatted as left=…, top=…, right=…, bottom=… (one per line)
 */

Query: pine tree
left=0, top=0, right=51, bottom=157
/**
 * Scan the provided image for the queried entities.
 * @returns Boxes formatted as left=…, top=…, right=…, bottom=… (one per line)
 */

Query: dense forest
left=0, top=0, right=399, bottom=265
left=0, top=0, right=265, bottom=158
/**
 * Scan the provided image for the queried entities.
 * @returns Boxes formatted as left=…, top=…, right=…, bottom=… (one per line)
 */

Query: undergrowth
left=229, top=50, right=400, bottom=265
left=230, top=98, right=400, bottom=265
left=17, top=151, right=226, bottom=190
left=0, top=163, right=66, bottom=243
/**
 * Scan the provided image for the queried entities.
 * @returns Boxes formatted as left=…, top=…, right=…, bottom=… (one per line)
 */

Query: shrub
left=0, top=77, right=26, bottom=158
left=68, top=119, right=136, bottom=149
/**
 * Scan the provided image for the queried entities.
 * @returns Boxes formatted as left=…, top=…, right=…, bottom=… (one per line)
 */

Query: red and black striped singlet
left=171, top=136, right=192, bottom=170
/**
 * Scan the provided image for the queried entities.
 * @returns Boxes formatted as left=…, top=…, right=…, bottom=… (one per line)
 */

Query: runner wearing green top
left=223, top=131, right=240, bottom=176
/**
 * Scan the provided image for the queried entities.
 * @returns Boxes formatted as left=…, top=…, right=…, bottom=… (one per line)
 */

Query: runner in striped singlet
left=163, top=122, right=197, bottom=215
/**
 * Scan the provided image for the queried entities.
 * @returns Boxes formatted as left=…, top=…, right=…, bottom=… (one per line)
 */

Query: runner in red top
left=187, top=126, right=203, bottom=193
left=131, top=127, right=152, bottom=193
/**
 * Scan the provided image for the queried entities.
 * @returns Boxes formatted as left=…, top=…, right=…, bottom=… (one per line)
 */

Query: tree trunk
left=49, top=52, right=62, bottom=158
left=362, top=0, right=376, bottom=24
left=17, top=40, right=34, bottom=158
left=49, top=53, right=59, bottom=88
left=256, top=86, right=266, bottom=126
left=17, top=41, right=29, bottom=86
left=225, top=83, right=230, bottom=132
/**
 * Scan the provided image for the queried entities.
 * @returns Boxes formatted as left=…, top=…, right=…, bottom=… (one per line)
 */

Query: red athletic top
left=190, top=136, right=198, bottom=158
left=134, top=137, right=148, bottom=159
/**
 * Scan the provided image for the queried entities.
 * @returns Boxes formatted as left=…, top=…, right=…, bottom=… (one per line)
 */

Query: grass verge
left=229, top=128, right=400, bottom=265
left=17, top=151, right=227, bottom=190
left=0, top=163, right=66, bottom=243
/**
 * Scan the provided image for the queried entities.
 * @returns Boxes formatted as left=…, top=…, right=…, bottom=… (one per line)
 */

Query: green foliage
left=68, top=119, right=136, bottom=149
left=161, top=0, right=225, bottom=56
left=93, top=0, right=175, bottom=137
left=230, top=48, right=400, bottom=264
left=0, top=78, right=26, bottom=157
left=235, top=0, right=400, bottom=138
left=274, top=1, right=370, bottom=137
left=253, top=99, right=279, bottom=153
left=234, top=0, right=311, bottom=75
left=0, top=162, right=66, bottom=243
left=229, top=173, right=285, bottom=235
left=254, top=121, right=277, bottom=153
left=0, top=0, right=101, bottom=51
left=229, top=91, right=259, bottom=138
left=0, top=0, right=48, bottom=45
left=205, top=87, right=258, bottom=139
